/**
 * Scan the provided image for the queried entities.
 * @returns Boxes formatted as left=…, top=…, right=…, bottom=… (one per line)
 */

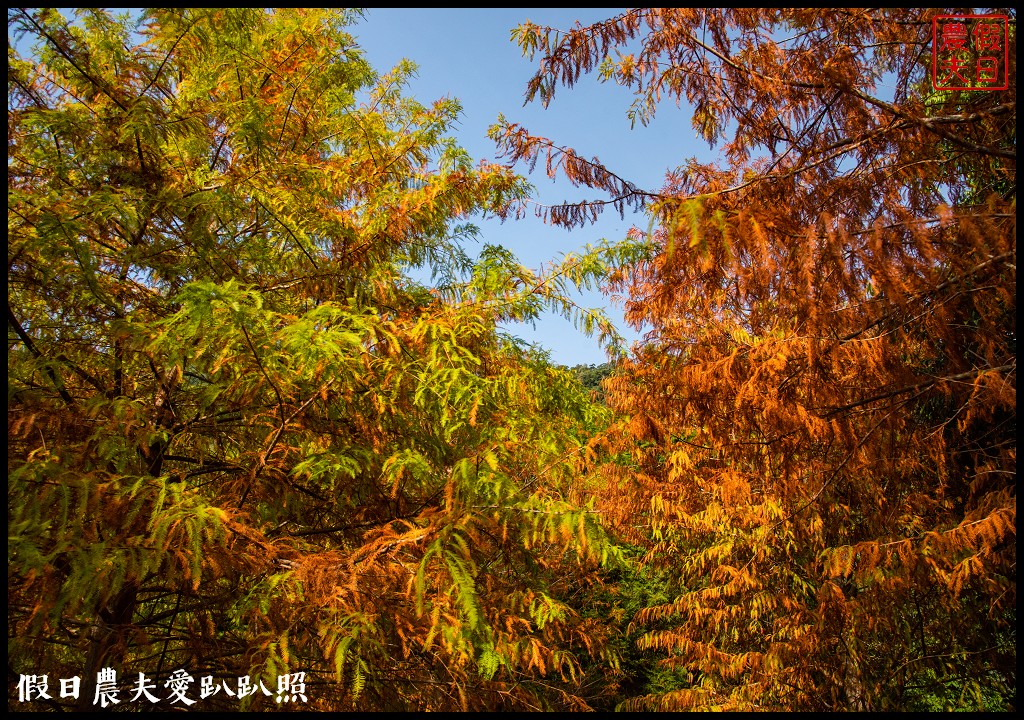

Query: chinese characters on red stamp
left=933, top=14, right=1009, bottom=91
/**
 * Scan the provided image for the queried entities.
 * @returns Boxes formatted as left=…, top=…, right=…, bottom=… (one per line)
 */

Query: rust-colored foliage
left=501, top=8, right=1015, bottom=711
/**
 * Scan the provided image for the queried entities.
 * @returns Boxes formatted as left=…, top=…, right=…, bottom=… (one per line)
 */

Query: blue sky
left=12, top=8, right=712, bottom=367
left=351, top=8, right=712, bottom=366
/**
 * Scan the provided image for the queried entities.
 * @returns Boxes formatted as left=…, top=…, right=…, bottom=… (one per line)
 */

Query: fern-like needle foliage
left=8, top=8, right=635, bottom=711
left=502, top=7, right=1016, bottom=712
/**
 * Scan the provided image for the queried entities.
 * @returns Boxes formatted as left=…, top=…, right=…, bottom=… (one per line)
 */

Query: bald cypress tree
left=496, top=8, right=1016, bottom=710
left=9, top=9, right=630, bottom=710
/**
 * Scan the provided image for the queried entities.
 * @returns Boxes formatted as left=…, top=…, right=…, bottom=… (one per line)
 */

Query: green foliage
left=14, top=7, right=1011, bottom=713
left=8, top=8, right=627, bottom=711
left=568, top=362, right=614, bottom=401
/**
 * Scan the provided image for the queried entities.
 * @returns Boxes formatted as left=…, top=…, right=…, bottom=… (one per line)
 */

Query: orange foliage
left=503, top=8, right=1015, bottom=711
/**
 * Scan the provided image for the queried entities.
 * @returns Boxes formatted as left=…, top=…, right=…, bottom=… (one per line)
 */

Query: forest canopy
left=495, top=7, right=1015, bottom=711
left=8, top=7, right=1015, bottom=712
